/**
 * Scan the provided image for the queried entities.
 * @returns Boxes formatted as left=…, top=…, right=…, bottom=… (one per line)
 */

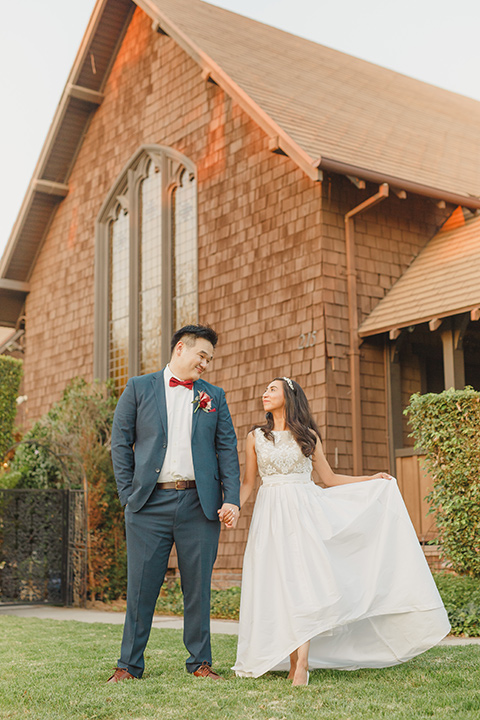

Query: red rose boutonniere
left=192, top=391, right=216, bottom=413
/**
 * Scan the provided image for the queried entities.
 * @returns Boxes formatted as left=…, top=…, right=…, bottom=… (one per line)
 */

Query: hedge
left=434, top=572, right=480, bottom=636
left=0, top=356, right=23, bottom=462
left=405, top=387, right=480, bottom=578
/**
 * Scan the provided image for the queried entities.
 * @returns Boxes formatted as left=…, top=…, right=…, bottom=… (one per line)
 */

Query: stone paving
left=0, top=604, right=238, bottom=635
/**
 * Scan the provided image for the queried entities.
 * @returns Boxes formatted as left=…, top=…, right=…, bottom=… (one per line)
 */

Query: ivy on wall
left=0, top=356, right=23, bottom=462
left=405, top=387, right=480, bottom=578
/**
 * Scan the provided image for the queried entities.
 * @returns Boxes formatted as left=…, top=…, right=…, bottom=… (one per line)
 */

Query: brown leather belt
left=157, top=479, right=196, bottom=490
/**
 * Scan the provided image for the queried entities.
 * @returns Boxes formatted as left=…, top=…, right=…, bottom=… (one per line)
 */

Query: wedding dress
left=232, top=429, right=450, bottom=678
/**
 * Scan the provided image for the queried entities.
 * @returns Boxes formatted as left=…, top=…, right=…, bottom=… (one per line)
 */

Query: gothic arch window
left=94, top=145, right=198, bottom=393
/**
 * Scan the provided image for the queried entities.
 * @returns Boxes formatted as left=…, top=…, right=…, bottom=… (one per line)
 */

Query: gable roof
left=358, top=211, right=480, bottom=338
left=2, top=0, right=480, bottom=326
left=145, top=0, right=480, bottom=203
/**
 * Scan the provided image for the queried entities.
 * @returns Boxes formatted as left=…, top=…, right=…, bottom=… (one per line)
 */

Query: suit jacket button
left=163, top=444, right=167, bottom=448
left=155, top=468, right=160, bottom=473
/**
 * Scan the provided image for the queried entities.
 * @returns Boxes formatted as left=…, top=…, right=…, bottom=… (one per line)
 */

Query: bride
left=227, top=377, right=450, bottom=685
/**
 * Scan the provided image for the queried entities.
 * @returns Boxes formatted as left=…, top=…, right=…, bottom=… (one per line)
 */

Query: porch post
left=440, top=315, right=467, bottom=390
left=385, top=338, right=404, bottom=475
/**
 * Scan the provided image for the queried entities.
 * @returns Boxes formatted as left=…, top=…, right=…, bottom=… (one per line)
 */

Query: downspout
left=344, top=183, right=389, bottom=474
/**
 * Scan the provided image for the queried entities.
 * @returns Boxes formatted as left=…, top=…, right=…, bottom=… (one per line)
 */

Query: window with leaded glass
left=94, top=145, right=198, bottom=394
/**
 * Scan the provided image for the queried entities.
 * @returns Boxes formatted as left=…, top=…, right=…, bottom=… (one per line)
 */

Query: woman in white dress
left=228, top=377, right=450, bottom=686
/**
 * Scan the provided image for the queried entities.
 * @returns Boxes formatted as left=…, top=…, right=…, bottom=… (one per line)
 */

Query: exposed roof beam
left=429, top=318, right=442, bottom=331
left=360, top=305, right=480, bottom=338
left=67, top=83, right=104, bottom=106
left=33, top=179, right=69, bottom=198
left=268, top=136, right=287, bottom=155
left=347, top=175, right=366, bottom=190
left=0, top=279, right=30, bottom=293
left=201, top=68, right=217, bottom=85
left=151, top=20, right=169, bottom=35
left=0, top=328, right=25, bottom=355
left=316, top=156, right=480, bottom=210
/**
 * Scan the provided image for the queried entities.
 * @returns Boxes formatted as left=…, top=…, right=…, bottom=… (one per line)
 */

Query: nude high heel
left=292, top=669, right=309, bottom=686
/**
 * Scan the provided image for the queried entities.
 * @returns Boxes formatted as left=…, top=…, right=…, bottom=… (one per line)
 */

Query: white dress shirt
left=158, top=364, right=195, bottom=483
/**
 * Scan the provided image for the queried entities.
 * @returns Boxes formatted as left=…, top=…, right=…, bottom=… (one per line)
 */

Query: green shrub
left=405, top=388, right=480, bottom=578
left=0, top=356, right=22, bottom=461
left=155, top=579, right=241, bottom=620
left=3, top=377, right=126, bottom=600
left=434, top=572, right=480, bottom=636
left=2, top=425, right=65, bottom=489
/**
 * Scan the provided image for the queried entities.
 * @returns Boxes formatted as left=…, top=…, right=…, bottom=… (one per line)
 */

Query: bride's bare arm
left=239, top=431, right=258, bottom=507
left=220, top=431, right=258, bottom=528
left=312, top=436, right=392, bottom=487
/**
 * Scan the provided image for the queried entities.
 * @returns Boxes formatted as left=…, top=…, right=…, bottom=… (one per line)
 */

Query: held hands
left=218, top=503, right=240, bottom=529
left=370, top=472, right=395, bottom=481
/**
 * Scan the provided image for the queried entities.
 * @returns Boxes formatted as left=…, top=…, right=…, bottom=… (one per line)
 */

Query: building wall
left=21, top=6, right=453, bottom=575
left=320, top=176, right=451, bottom=474
left=23, top=7, right=325, bottom=572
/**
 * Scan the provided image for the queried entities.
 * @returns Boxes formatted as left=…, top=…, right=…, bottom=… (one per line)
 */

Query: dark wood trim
left=385, top=340, right=404, bottom=473
left=440, top=315, right=468, bottom=389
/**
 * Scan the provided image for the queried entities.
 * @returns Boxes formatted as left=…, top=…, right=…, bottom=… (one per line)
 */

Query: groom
left=108, top=324, right=240, bottom=682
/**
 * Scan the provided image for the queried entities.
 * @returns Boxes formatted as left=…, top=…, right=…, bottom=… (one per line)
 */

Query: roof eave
left=317, top=157, right=480, bottom=211
left=0, top=0, right=134, bottom=283
left=359, top=304, right=480, bottom=338
left=139, top=2, right=480, bottom=209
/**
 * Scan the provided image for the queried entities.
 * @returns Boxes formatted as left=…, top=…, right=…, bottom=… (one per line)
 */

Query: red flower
left=192, top=391, right=216, bottom=413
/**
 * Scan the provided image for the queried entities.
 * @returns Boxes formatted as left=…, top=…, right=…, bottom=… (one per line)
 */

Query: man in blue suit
left=107, top=325, right=240, bottom=682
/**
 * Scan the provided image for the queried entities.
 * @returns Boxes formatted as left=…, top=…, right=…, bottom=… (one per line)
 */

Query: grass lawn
left=1, top=616, right=479, bottom=720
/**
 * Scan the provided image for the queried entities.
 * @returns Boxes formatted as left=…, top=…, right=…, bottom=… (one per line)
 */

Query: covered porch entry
left=359, top=208, right=480, bottom=546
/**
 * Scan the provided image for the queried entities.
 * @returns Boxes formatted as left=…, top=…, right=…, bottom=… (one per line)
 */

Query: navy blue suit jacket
left=111, top=369, right=240, bottom=520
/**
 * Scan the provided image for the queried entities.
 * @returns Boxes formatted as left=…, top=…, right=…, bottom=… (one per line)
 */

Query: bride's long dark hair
left=253, top=377, right=321, bottom=458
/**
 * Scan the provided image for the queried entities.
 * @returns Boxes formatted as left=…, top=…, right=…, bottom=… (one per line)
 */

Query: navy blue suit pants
left=118, top=486, right=221, bottom=677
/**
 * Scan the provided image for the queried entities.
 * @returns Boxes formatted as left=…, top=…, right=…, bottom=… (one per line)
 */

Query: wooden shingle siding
left=9, top=1, right=475, bottom=573
left=22, top=9, right=325, bottom=570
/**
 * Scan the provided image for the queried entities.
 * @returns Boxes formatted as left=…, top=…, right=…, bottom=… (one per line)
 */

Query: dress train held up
left=232, top=430, right=450, bottom=678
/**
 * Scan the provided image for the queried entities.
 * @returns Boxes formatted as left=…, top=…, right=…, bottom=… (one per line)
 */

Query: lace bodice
left=254, top=428, right=312, bottom=477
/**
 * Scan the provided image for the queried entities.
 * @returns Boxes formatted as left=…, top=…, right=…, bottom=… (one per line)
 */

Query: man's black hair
left=170, top=324, right=218, bottom=354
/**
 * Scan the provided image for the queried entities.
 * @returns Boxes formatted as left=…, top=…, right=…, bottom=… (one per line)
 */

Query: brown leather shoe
left=193, top=662, right=225, bottom=680
left=107, top=667, right=135, bottom=683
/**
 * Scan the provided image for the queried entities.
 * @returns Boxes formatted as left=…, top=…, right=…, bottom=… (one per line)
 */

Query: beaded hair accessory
left=282, top=377, right=294, bottom=391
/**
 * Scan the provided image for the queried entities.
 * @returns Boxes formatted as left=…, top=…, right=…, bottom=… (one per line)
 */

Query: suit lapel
left=191, top=379, right=204, bottom=439
left=152, top=370, right=168, bottom=439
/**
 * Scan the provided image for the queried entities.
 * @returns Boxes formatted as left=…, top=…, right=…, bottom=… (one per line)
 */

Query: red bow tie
left=169, top=377, right=194, bottom=390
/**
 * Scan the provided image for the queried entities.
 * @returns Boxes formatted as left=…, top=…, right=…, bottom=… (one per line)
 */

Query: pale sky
left=1, top=0, right=479, bottom=260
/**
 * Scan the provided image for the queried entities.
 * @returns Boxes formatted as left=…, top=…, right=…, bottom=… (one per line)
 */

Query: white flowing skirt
left=232, top=475, right=450, bottom=678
